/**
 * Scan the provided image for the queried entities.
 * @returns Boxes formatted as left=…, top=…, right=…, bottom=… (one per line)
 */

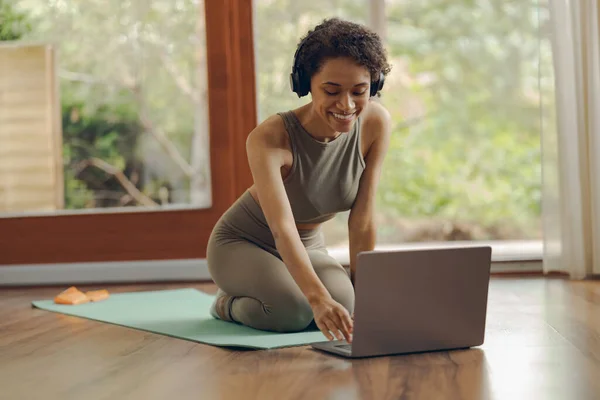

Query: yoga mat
left=32, top=288, right=327, bottom=349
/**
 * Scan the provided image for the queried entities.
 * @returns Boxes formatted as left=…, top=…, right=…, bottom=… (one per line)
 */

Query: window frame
left=0, top=0, right=256, bottom=266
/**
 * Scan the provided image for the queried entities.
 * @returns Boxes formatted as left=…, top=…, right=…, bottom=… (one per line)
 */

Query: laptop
left=311, top=246, right=492, bottom=358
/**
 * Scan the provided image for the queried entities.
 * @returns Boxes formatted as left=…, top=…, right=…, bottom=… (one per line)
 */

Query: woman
left=207, top=17, right=392, bottom=344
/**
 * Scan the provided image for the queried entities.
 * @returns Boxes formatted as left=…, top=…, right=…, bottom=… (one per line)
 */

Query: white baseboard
left=489, top=260, right=543, bottom=273
left=0, top=259, right=211, bottom=286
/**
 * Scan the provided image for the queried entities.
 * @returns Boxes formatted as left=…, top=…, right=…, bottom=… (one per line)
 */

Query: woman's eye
left=324, top=90, right=367, bottom=96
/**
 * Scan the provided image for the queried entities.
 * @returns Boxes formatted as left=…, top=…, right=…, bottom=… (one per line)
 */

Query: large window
left=0, top=0, right=256, bottom=265
left=254, top=0, right=555, bottom=250
left=0, top=0, right=554, bottom=266
left=2, top=0, right=211, bottom=216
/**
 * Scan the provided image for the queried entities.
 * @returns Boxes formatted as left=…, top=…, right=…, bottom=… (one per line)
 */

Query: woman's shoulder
left=360, top=100, right=392, bottom=132
left=246, top=112, right=290, bottom=151
left=359, top=100, right=392, bottom=155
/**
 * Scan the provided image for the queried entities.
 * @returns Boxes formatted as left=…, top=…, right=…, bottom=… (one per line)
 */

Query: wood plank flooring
left=1, top=276, right=599, bottom=400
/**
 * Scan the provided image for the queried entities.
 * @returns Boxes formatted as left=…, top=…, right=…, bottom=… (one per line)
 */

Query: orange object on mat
left=54, top=286, right=90, bottom=305
left=53, top=287, right=110, bottom=305
left=85, top=289, right=110, bottom=302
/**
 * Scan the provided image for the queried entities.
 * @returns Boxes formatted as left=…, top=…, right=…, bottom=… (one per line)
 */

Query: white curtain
left=544, top=0, right=600, bottom=279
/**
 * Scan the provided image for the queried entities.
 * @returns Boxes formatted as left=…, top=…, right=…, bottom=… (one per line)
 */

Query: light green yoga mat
left=32, top=288, right=326, bottom=349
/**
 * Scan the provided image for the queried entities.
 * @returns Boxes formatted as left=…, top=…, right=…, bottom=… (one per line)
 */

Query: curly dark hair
left=293, top=18, right=392, bottom=84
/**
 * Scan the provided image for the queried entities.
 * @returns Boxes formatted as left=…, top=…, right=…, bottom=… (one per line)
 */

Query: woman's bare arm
left=246, top=116, right=353, bottom=341
left=246, top=118, right=331, bottom=303
left=348, top=103, right=392, bottom=283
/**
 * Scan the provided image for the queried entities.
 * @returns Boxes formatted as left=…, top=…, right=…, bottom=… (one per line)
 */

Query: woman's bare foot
left=210, top=289, right=234, bottom=322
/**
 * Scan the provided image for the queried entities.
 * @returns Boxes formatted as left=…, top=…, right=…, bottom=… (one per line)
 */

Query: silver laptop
left=311, top=246, right=492, bottom=358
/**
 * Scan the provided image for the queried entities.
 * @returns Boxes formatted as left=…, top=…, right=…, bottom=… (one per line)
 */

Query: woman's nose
left=337, top=93, right=355, bottom=111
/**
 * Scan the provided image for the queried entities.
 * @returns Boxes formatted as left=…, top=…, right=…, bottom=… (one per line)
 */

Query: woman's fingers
left=316, top=320, right=334, bottom=341
left=336, top=311, right=353, bottom=343
left=314, top=303, right=355, bottom=342
left=330, top=309, right=352, bottom=342
left=338, top=311, right=353, bottom=343
left=324, top=318, right=344, bottom=341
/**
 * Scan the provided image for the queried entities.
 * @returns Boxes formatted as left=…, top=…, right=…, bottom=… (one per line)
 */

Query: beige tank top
left=278, top=111, right=366, bottom=224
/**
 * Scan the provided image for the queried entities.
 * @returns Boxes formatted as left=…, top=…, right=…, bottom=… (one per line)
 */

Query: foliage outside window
left=1, top=0, right=555, bottom=247
left=254, top=0, right=554, bottom=246
left=3, top=0, right=211, bottom=210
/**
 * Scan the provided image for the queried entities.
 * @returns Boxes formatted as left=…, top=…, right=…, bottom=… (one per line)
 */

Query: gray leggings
left=207, top=190, right=355, bottom=333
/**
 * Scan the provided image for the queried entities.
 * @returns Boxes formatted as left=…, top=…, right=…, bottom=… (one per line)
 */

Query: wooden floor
left=1, top=276, right=599, bottom=400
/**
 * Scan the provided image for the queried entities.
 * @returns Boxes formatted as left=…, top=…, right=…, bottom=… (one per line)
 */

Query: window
left=1, top=0, right=554, bottom=267
left=2, top=0, right=211, bottom=215
left=253, top=0, right=553, bottom=258
left=0, top=0, right=256, bottom=265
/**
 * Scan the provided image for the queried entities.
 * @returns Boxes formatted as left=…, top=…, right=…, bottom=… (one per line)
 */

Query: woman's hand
left=310, top=296, right=354, bottom=343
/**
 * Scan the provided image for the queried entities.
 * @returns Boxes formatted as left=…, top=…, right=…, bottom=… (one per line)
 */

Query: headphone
left=289, top=33, right=385, bottom=98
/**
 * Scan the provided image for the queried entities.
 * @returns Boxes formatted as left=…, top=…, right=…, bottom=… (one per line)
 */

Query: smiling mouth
left=331, top=112, right=355, bottom=121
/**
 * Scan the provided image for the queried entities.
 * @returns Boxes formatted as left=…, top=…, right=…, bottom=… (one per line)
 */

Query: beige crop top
left=277, top=111, right=366, bottom=224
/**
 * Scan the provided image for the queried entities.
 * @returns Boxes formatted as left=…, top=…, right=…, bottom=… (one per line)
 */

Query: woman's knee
left=330, top=283, right=355, bottom=314
left=268, top=293, right=314, bottom=332
left=206, top=227, right=227, bottom=281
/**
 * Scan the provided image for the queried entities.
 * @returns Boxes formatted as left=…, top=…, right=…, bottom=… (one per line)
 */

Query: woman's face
left=309, top=57, right=372, bottom=134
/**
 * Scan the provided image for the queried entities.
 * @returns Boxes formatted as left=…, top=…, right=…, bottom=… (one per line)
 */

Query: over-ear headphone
left=289, top=37, right=312, bottom=97
left=370, top=71, right=385, bottom=97
left=289, top=34, right=385, bottom=98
